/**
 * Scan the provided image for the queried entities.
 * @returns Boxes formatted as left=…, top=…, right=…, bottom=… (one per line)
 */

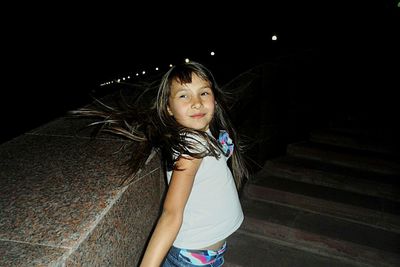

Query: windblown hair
left=70, top=61, right=248, bottom=188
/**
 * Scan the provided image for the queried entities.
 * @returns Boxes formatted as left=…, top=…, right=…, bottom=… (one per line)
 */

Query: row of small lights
left=99, top=52, right=216, bottom=87
left=100, top=35, right=278, bottom=87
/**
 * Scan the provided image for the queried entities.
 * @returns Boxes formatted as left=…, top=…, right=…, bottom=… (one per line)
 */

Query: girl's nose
left=191, top=97, right=202, bottom=109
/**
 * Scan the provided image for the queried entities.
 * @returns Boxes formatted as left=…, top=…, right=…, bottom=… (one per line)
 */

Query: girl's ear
left=167, top=105, right=173, bottom=116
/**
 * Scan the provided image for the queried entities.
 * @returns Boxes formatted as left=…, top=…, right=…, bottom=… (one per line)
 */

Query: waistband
left=172, top=242, right=227, bottom=265
left=180, top=242, right=227, bottom=256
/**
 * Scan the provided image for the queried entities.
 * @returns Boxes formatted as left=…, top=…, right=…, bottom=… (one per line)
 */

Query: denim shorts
left=162, top=242, right=227, bottom=267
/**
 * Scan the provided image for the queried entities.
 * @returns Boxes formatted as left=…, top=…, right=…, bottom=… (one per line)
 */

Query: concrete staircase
left=226, top=127, right=400, bottom=267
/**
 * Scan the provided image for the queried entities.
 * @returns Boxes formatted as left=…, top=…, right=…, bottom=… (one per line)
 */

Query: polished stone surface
left=65, top=167, right=162, bottom=266
left=27, top=116, right=120, bottom=140
left=0, top=117, right=163, bottom=266
left=0, top=240, right=67, bottom=266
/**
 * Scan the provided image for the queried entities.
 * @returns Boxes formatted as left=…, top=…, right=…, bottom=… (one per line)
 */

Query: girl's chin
left=176, top=118, right=211, bottom=131
left=186, top=124, right=209, bottom=131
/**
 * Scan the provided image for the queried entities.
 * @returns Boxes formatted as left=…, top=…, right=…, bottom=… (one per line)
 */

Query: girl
left=72, top=61, right=248, bottom=266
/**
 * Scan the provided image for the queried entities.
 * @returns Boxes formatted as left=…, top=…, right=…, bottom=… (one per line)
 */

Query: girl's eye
left=179, top=95, right=188, bottom=99
left=201, top=92, right=210, bottom=96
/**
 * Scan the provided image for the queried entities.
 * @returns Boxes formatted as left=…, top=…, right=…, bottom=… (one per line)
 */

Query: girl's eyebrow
left=172, top=88, right=189, bottom=94
left=193, top=85, right=212, bottom=91
left=171, top=84, right=212, bottom=96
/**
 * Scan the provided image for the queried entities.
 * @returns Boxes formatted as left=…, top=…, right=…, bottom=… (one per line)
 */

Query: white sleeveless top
left=166, top=131, right=244, bottom=249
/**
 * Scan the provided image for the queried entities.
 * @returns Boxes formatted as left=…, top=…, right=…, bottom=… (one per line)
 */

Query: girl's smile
left=167, top=73, right=215, bottom=131
left=190, top=113, right=206, bottom=119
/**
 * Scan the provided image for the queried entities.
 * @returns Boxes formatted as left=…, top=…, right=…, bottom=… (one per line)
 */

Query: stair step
left=225, top=231, right=361, bottom=267
left=286, top=141, right=400, bottom=176
left=245, top=177, right=400, bottom=233
left=240, top=199, right=400, bottom=267
left=261, top=156, right=400, bottom=201
left=309, top=128, right=398, bottom=155
left=328, top=125, right=399, bottom=142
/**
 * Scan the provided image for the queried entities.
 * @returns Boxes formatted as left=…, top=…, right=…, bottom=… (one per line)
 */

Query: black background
left=1, top=2, right=399, bottom=144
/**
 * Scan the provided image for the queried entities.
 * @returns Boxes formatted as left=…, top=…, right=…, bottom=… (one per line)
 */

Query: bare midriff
left=200, top=239, right=226, bottom=251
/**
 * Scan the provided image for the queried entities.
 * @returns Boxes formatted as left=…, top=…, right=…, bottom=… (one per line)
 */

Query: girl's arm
left=139, top=156, right=202, bottom=267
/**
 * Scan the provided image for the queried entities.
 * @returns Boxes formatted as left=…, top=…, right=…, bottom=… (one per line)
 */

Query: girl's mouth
left=190, top=113, right=206, bottom=119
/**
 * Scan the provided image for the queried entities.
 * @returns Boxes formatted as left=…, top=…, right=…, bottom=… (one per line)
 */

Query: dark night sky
left=1, top=2, right=399, bottom=144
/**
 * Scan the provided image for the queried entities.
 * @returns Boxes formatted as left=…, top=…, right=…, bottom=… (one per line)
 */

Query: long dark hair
left=70, top=61, right=248, bottom=188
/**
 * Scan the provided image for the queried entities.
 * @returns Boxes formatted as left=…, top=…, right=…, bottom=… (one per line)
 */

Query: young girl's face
left=167, top=73, right=215, bottom=131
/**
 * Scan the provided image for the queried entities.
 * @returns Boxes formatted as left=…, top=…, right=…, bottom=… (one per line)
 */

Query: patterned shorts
left=163, top=242, right=227, bottom=267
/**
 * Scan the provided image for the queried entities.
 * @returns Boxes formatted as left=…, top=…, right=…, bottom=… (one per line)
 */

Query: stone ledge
left=0, top=116, right=164, bottom=266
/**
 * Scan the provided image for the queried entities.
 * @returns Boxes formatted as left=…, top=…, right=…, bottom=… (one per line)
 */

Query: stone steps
left=245, top=177, right=400, bottom=233
left=233, top=198, right=400, bottom=267
left=262, top=156, right=400, bottom=202
left=309, top=128, right=398, bottom=156
left=226, top=230, right=362, bottom=267
left=227, top=127, right=400, bottom=266
left=286, top=141, right=400, bottom=176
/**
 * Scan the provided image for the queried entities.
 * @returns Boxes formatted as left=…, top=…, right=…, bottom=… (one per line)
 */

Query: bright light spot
left=142, top=71, right=146, bottom=75
left=185, top=58, right=190, bottom=63
left=169, top=64, right=173, bottom=68
left=155, top=67, right=159, bottom=71
left=210, top=51, right=215, bottom=56
left=272, top=35, right=277, bottom=41
left=136, top=73, right=139, bottom=76
left=117, top=79, right=121, bottom=83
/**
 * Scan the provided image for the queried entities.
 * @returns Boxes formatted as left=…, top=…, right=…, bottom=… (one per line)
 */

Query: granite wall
left=0, top=115, right=165, bottom=266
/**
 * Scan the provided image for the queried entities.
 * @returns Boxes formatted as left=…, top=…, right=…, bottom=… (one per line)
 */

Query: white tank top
left=166, top=132, right=244, bottom=249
